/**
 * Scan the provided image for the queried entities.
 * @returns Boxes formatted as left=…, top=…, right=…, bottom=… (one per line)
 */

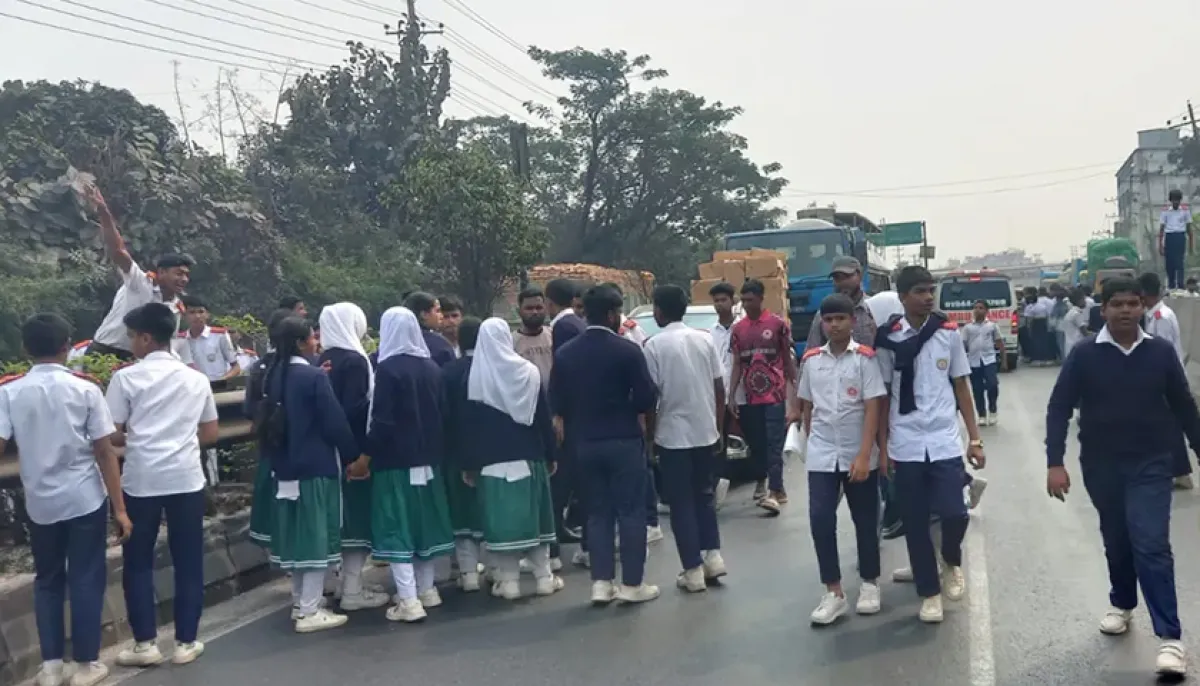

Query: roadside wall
left=1169, top=297, right=1200, bottom=395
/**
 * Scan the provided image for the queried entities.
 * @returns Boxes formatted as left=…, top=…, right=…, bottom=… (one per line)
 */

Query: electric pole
left=384, top=0, right=443, bottom=59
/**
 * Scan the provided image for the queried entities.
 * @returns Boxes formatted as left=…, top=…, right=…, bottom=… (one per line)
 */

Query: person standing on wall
left=1159, top=189, right=1193, bottom=291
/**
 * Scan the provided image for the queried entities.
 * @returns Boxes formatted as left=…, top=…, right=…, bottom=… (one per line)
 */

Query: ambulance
left=935, top=268, right=1019, bottom=371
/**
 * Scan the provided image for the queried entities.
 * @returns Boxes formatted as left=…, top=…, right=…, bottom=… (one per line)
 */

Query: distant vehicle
left=935, top=269, right=1019, bottom=372
left=1085, top=238, right=1138, bottom=288
left=629, top=304, right=722, bottom=338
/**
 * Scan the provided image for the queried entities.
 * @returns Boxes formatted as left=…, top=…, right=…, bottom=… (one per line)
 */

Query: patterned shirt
left=730, top=311, right=793, bottom=406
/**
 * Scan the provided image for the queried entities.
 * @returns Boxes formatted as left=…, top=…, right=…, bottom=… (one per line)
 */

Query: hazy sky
left=3, top=0, right=1198, bottom=266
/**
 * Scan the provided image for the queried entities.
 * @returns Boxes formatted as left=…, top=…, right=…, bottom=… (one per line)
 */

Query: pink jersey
left=730, top=311, right=792, bottom=405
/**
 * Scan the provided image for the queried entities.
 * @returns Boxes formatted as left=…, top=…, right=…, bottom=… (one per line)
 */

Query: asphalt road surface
left=112, top=366, right=1200, bottom=686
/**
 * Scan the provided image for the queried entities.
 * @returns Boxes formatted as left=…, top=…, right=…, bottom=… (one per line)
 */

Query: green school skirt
left=248, top=459, right=275, bottom=547
left=446, top=468, right=483, bottom=540
left=269, top=477, right=342, bottom=571
left=341, top=476, right=373, bottom=550
left=370, top=468, right=455, bottom=563
left=477, top=462, right=557, bottom=553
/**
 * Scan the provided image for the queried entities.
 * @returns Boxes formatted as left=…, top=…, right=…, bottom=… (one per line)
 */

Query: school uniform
left=0, top=366, right=114, bottom=673
left=422, top=327, right=457, bottom=368
left=548, top=308, right=588, bottom=560
left=367, top=307, right=455, bottom=621
left=875, top=314, right=972, bottom=608
left=442, top=354, right=486, bottom=569
left=106, top=350, right=218, bottom=655
left=643, top=322, right=726, bottom=588
left=960, top=319, right=1000, bottom=420
left=1143, top=301, right=1192, bottom=479
left=243, top=353, right=276, bottom=548
left=66, top=340, right=91, bottom=369
left=90, top=262, right=183, bottom=361
left=708, top=318, right=744, bottom=491
left=797, top=341, right=887, bottom=616
left=179, top=326, right=237, bottom=381
left=1046, top=326, right=1200, bottom=669
left=551, top=326, right=658, bottom=599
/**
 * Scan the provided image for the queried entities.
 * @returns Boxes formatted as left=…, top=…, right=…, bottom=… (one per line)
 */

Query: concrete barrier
left=1169, top=296, right=1200, bottom=396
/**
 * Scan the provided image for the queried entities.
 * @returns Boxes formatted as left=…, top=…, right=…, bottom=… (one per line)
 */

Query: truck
left=723, top=212, right=891, bottom=356
left=1084, top=238, right=1138, bottom=288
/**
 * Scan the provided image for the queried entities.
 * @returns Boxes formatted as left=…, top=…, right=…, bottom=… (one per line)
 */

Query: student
left=106, top=303, right=219, bottom=666
left=367, top=307, right=456, bottom=623
left=643, top=285, right=727, bottom=593
left=278, top=296, right=308, bottom=320
left=600, top=282, right=648, bottom=345
left=1160, top=189, right=1193, bottom=291
left=513, top=286, right=554, bottom=388
left=1061, top=288, right=1089, bottom=358
left=960, top=300, right=1005, bottom=427
left=66, top=340, right=91, bottom=369
left=177, top=296, right=240, bottom=381
left=874, top=266, right=986, bottom=624
left=1045, top=276, right=1200, bottom=677
left=1138, top=272, right=1193, bottom=489
left=546, top=278, right=586, bottom=354
left=544, top=278, right=587, bottom=566
left=83, top=185, right=191, bottom=362
left=439, top=296, right=465, bottom=356
left=256, top=316, right=358, bottom=633
left=551, top=285, right=659, bottom=605
left=797, top=294, right=886, bottom=624
left=316, top=303, right=390, bottom=611
left=0, top=314, right=130, bottom=686
left=403, top=292, right=457, bottom=367
left=707, top=282, right=741, bottom=509
left=451, top=318, right=564, bottom=600
left=441, top=317, right=488, bottom=592
left=728, top=278, right=795, bottom=514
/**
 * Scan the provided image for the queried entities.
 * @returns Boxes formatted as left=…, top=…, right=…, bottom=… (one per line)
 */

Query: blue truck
left=724, top=212, right=890, bottom=356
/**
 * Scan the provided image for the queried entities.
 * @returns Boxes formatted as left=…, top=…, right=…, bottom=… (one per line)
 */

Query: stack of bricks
left=691, top=248, right=789, bottom=314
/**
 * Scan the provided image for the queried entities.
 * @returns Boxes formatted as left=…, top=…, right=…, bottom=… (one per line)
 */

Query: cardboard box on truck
left=761, top=275, right=789, bottom=316
left=721, top=260, right=746, bottom=285
left=698, top=261, right=723, bottom=280
left=744, top=256, right=785, bottom=279
left=712, top=249, right=752, bottom=263
left=691, top=279, right=721, bottom=304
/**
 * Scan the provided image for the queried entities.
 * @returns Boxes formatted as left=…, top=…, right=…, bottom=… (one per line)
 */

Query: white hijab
left=468, top=318, right=540, bottom=426
left=377, top=307, right=430, bottom=363
left=318, top=302, right=374, bottom=394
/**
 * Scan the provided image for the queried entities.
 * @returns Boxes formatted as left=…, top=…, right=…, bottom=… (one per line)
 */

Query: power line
left=781, top=162, right=1120, bottom=196
left=789, top=170, right=1113, bottom=200
left=220, top=0, right=393, bottom=49
left=440, top=0, right=526, bottom=54
left=0, top=10, right=287, bottom=74
left=140, top=0, right=348, bottom=50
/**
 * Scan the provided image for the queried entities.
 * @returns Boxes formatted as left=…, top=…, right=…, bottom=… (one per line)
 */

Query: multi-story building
left=1116, top=128, right=1198, bottom=270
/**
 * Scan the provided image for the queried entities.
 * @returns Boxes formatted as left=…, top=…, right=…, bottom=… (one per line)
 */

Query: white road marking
left=966, top=524, right=995, bottom=686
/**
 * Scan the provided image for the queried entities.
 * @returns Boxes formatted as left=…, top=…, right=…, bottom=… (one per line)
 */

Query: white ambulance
left=935, top=269, right=1019, bottom=371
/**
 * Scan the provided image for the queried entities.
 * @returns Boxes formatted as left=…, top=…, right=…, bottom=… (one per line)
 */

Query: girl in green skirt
left=259, top=316, right=362, bottom=634
left=455, top=318, right=563, bottom=601
left=367, top=307, right=456, bottom=623
left=318, top=303, right=390, bottom=611
left=440, top=317, right=488, bottom=592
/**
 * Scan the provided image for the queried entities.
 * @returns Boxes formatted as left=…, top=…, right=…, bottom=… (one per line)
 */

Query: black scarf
left=874, top=311, right=948, bottom=415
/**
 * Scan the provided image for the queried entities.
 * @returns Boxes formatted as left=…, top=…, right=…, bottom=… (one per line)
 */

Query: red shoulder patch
left=854, top=344, right=876, bottom=358
left=209, top=326, right=228, bottom=333
left=112, top=360, right=136, bottom=372
left=891, top=321, right=903, bottom=332
left=0, top=373, right=26, bottom=387
left=176, top=331, right=188, bottom=338
left=72, top=340, right=91, bottom=351
left=801, top=347, right=822, bottom=361
left=320, top=360, right=333, bottom=373
left=940, top=320, right=958, bottom=330
left=1154, top=310, right=1164, bottom=320
left=70, top=371, right=102, bottom=386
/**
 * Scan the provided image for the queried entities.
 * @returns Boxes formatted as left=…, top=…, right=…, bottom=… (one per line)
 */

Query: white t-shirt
left=106, top=350, right=218, bottom=497
left=1061, top=306, right=1088, bottom=356
left=796, top=341, right=887, bottom=473
left=1161, top=207, right=1191, bottom=234
left=960, top=320, right=999, bottom=368
left=643, top=322, right=724, bottom=450
left=1145, top=301, right=1184, bottom=364
left=92, top=262, right=182, bottom=351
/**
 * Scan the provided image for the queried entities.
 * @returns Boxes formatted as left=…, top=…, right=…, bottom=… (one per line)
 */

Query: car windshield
left=724, top=229, right=845, bottom=279
left=939, top=278, right=1013, bottom=310
left=632, top=311, right=720, bottom=337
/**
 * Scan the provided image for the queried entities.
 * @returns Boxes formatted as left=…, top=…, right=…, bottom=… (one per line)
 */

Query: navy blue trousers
left=1081, top=453, right=1180, bottom=639
left=578, top=438, right=649, bottom=586
left=123, top=489, right=207, bottom=643
left=893, top=458, right=969, bottom=598
left=31, top=503, right=108, bottom=662
left=1165, top=231, right=1187, bottom=290
left=809, top=470, right=881, bottom=584
left=658, top=445, right=721, bottom=571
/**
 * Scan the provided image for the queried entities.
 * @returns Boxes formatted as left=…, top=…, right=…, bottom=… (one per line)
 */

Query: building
left=1116, top=128, right=1197, bottom=270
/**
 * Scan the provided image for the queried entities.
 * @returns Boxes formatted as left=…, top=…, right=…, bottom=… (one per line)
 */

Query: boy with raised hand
left=798, top=294, right=887, bottom=625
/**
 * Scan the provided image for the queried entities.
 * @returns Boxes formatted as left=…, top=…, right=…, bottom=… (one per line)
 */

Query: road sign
left=919, top=245, right=936, bottom=259
left=867, top=220, right=925, bottom=247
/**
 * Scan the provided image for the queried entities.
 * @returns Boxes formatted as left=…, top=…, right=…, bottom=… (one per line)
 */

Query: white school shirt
left=1144, top=301, right=1184, bottom=364
left=876, top=318, right=972, bottom=463
left=796, top=340, right=887, bottom=473
left=1161, top=207, right=1191, bottom=234
left=1061, top=306, right=1088, bottom=357
left=621, top=318, right=649, bottom=345
left=179, top=326, right=238, bottom=381
left=92, top=261, right=182, bottom=351
left=644, top=322, right=724, bottom=449
left=708, top=318, right=746, bottom=405
left=959, top=320, right=999, bottom=368
left=0, top=365, right=115, bottom=525
left=235, top=349, right=259, bottom=375
left=106, top=350, right=218, bottom=497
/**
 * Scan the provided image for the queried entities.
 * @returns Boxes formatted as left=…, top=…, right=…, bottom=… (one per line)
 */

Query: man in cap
left=802, top=256, right=878, bottom=354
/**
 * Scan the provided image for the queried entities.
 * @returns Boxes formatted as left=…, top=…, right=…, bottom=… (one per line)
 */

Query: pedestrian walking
left=706, top=282, right=741, bottom=509
left=960, top=300, right=1004, bottom=427
left=1159, top=189, right=1193, bottom=291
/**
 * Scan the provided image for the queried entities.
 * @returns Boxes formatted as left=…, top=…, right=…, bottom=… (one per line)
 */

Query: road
left=110, top=367, right=1200, bottom=686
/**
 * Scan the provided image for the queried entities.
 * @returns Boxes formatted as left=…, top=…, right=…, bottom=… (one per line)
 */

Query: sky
left=3, top=0, right=1198, bottom=267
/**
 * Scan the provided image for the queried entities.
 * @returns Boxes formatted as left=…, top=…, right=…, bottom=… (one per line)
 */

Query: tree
left=384, top=142, right=546, bottom=315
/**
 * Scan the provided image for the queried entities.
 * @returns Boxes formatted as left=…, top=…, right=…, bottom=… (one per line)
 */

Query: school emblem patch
left=846, top=387, right=859, bottom=398
left=936, top=358, right=949, bottom=370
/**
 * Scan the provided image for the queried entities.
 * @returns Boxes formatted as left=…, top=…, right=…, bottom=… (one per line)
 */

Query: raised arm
left=84, top=184, right=133, bottom=275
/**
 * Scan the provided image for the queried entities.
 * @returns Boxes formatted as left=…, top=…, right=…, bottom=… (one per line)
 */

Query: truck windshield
left=724, top=229, right=846, bottom=279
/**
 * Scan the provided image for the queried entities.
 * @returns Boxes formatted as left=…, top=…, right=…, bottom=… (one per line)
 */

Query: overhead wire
left=140, top=0, right=348, bottom=50
left=787, top=170, right=1113, bottom=200
left=439, top=0, right=527, bottom=54
left=780, top=162, right=1120, bottom=196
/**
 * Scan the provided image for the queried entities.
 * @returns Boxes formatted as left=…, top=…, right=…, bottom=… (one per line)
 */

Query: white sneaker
left=172, top=641, right=205, bottom=664
left=892, top=567, right=914, bottom=583
left=341, top=588, right=391, bottom=610
left=989, top=412, right=999, bottom=426
left=968, top=478, right=989, bottom=510
left=702, top=550, right=727, bottom=580
left=36, top=662, right=67, bottom=686
left=535, top=575, right=565, bottom=596
left=1157, top=640, right=1187, bottom=676
left=550, top=556, right=563, bottom=572
left=291, top=596, right=327, bottom=620
left=494, top=579, right=521, bottom=600
left=572, top=550, right=591, bottom=568
left=943, top=566, right=966, bottom=601
left=458, top=572, right=482, bottom=593
left=919, top=595, right=944, bottom=623
left=1099, top=607, right=1132, bottom=635
left=1174, top=475, right=1194, bottom=490
left=714, top=478, right=730, bottom=510
left=856, top=582, right=881, bottom=615
left=676, top=566, right=707, bottom=593
left=646, top=525, right=664, bottom=543
left=69, top=662, right=108, bottom=686
left=810, top=592, right=848, bottom=625
left=617, top=583, right=661, bottom=604
left=657, top=502, right=671, bottom=515
left=418, top=587, right=443, bottom=608
left=294, top=608, right=348, bottom=634
left=591, top=580, right=617, bottom=605
left=116, top=641, right=164, bottom=667
left=386, top=598, right=427, bottom=623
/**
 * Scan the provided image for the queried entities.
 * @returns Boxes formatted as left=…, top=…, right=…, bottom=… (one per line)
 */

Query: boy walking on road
left=960, top=300, right=1005, bottom=427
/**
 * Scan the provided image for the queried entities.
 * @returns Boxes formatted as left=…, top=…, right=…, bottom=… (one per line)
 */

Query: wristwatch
left=969, top=439, right=984, bottom=448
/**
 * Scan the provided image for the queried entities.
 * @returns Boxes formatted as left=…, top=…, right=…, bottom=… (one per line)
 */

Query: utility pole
left=384, top=0, right=444, bottom=56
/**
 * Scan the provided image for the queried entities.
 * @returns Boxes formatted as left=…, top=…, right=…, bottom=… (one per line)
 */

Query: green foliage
left=2, top=352, right=124, bottom=387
